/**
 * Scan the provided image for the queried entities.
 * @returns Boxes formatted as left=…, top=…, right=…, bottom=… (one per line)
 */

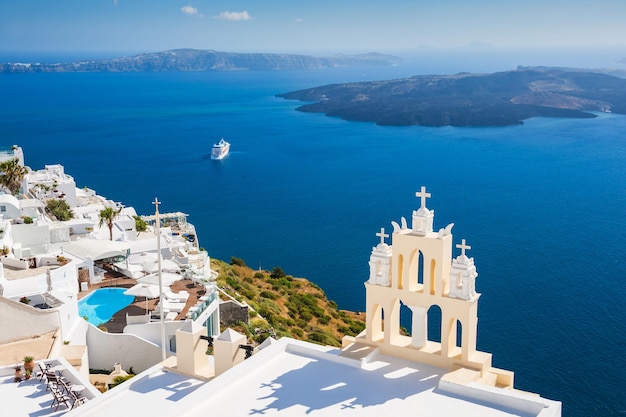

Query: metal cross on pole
left=153, top=198, right=166, bottom=361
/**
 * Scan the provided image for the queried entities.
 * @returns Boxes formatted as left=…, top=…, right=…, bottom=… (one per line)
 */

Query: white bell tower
left=368, top=228, right=392, bottom=287
left=353, top=186, right=512, bottom=388
left=449, top=239, right=478, bottom=301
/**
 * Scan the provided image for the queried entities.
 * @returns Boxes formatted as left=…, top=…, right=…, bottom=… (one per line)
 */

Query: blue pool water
left=78, top=288, right=135, bottom=326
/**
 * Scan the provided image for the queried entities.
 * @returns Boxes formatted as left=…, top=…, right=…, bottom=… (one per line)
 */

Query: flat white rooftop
left=70, top=338, right=560, bottom=417
left=0, top=358, right=100, bottom=417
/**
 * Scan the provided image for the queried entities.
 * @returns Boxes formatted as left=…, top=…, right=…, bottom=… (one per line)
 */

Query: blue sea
left=1, top=55, right=625, bottom=417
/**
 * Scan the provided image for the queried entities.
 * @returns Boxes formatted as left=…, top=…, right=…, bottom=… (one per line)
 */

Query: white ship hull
left=211, top=139, right=230, bottom=160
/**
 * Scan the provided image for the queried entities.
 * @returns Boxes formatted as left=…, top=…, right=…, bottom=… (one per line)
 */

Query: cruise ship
left=211, top=138, right=230, bottom=160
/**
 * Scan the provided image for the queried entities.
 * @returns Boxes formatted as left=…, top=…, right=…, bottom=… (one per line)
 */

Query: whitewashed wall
left=86, top=324, right=163, bottom=373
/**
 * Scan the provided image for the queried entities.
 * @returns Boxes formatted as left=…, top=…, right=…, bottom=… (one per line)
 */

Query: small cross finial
left=415, top=186, right=431, bottom=209
left=456, top=239, right=471, bottom=257
left=152, top=198, right=160, bottom=214
left=376, top=227, right=389, bottom=245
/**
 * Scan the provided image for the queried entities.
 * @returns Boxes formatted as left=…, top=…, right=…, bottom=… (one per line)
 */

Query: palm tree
left=0, top=158, right=27, bottom=196
left=99, top=206, right=121, bottom=241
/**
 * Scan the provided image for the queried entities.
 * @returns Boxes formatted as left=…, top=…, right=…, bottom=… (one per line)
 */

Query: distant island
left=278, top=67, right=626, bottom=127
left=0, top=48, right=402, bottom=73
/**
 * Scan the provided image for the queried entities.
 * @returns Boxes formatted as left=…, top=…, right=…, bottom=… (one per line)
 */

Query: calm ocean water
left=1, top=60, right=625, bottom=416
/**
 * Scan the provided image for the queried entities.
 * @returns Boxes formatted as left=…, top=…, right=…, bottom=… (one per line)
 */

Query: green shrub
left=133, top=215, right=147, bottom=234
left=260, top=291, right=278, bottom=300
left=299, top=310, right=312, bottom=321
left=240, top=287, right=257, bottom=299
left=231, top=256, right=247, bottom=267
left=307, top=331, right=338, bottom=346
left=45, top=199, right=74, bottom=221
left=349, top=321, right=366, bottom=335
left=270, top=266, right=285, bottom=278
left=109, top=374, right=134, bottom=388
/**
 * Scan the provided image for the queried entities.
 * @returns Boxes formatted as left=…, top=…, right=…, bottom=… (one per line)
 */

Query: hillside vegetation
left=211, top=257, right=365, bottom=347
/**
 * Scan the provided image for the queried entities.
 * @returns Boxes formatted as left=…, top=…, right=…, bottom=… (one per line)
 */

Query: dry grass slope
left=211, top=258, right=365, bottom=347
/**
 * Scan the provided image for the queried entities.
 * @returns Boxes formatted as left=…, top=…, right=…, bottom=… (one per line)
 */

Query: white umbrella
left=127, top=252, right=157, bottom=264
left=137, top=272, right=182, bottom=287
left=141, top=258, right=180, bottom=274
left=124, top=283, right=161, bottom=313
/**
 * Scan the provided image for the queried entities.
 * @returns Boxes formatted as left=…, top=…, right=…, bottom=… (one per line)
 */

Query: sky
left=1, top=0, right=626, bottom=58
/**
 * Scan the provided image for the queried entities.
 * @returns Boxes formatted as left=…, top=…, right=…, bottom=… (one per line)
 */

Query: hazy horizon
left=2, top=46, right=624, bottom=77
left=2, top=1, right=626, bottom=58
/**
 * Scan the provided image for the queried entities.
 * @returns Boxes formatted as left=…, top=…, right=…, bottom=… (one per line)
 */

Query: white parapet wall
left=0, top=297, right=62, bottom=344
left=438, top=379, right=562, bottom=417
left=86, top=324, right=164, bottom=373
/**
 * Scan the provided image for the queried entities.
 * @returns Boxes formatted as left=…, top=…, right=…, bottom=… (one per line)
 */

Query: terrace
left=0, top=357, right=100, bottom=416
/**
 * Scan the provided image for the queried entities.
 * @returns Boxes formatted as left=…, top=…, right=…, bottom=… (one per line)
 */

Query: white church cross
left=415, top=186, right=431, bottom=209
left=376, top=227, right=389, bottom=245
left=456, top=239, right=471, bottom=257
left=152, top=197, right=161, bottom=214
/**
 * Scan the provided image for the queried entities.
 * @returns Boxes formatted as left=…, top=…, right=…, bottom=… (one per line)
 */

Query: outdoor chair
left=58, top=377, right=75, bottom=394
left=69, top=387, right=88, bottom=408
left=50, top=385, right=71, bottom=411
left=44, top=372, right=59, bottom=392
left=36, top=362, right=51, bottom=381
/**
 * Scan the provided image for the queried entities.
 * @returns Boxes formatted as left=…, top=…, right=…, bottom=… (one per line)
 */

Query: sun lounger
left=163, top=290, right=189, bottom=302
left=162, top=299, right=185, bottom=313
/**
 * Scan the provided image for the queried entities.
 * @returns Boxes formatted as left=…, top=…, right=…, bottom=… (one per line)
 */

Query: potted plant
left=14, top=365, right=22, bottom=383
left=23, top=356, right=35, bottom=374
left=25, top=369, right=31, bottom=380
left=19, top=296, right=30, bottom=304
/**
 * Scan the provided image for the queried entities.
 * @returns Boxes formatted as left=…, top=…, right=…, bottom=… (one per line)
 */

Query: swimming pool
left=78, top=287, right=135, bottom=326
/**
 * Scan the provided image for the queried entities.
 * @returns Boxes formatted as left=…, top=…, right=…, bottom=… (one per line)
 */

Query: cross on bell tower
left=412, top=186, right=434, bottom=234
left=450, top=238, right=478, bottom=301
left=368, top=227, right=392, bottom=287
left=376, top=227, right=389, bottom=245
left=416, top=186, right=431, bottom=209
left=456, top=239, right=471, bottom=257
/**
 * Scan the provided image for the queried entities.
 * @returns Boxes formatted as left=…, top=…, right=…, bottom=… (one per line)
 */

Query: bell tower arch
left=359, top=186, right=500, bottom=377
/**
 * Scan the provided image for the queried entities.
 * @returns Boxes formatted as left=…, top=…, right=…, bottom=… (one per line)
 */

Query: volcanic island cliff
left=278, top=67, right=626, bottom=127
